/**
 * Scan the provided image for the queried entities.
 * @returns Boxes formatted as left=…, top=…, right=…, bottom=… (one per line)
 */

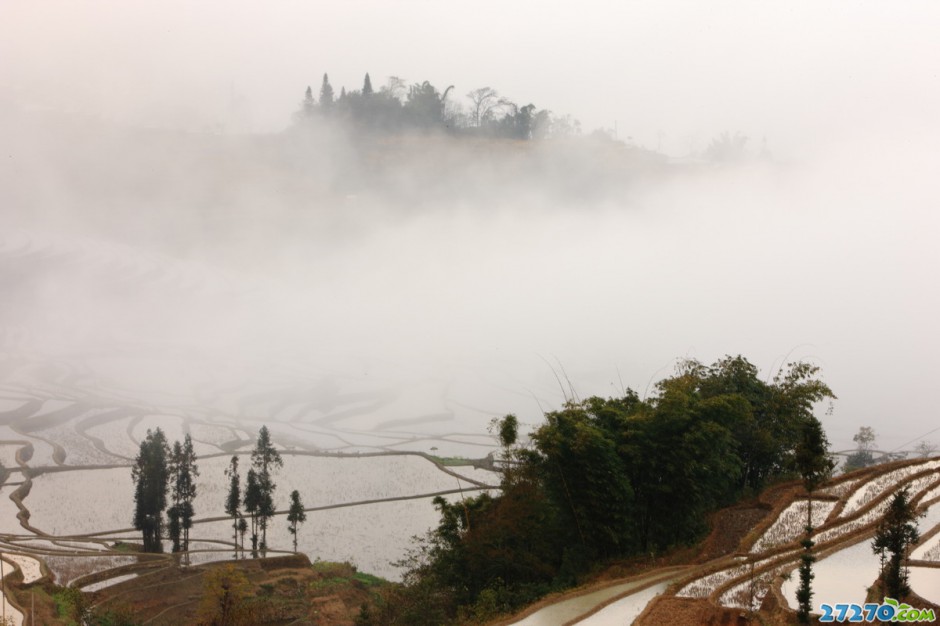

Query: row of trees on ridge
left=295, top=72, right=582, bottom=140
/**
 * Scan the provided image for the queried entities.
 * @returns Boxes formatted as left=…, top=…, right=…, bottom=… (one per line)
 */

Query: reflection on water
left=909, top=567, right=940, bottom=605
left=782, top=539, right=879, bottom=612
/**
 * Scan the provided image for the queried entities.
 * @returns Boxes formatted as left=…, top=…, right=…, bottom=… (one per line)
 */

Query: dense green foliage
left=54, top=586, right=90, bottom=625
left=371, top=355, right=835, bottom=623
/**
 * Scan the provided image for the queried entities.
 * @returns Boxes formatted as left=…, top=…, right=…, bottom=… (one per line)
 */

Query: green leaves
left=794, top=417, right=835, bottom=494
left=401, top=354, right=837, bottom=623
left=532, top=403, right=634, bottom=556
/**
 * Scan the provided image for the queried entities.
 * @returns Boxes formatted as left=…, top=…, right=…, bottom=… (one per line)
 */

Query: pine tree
left=251, top=426, right=283, bottom=553
left=362, top=73, right=373, bottom=96
left=132, top=429, right=170, bottom=553
left=287, top=490, right=307, bottom=553
left=796, top=535, right=816, bottom=623
left=225, top=456, right=241, bottom=553
left=872, top=487, right=923, bottom=599
left=320, top=73, right=334, bottom=109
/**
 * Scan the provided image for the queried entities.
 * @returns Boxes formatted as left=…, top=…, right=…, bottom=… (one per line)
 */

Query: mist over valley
left=1, top=3, right=939, bottom=624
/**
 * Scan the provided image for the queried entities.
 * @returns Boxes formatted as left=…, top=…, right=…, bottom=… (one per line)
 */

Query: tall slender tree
left=238, top=516, right=248, bottom=552
left=319, top=73, right=334, bottom=110
left=794, top=418, right=835, bottom=522
left=872, top=487, right=923, bottom=599
left=303, top=86, right=315, bottom=116
left=793, top=418, right=834, bottom=623
left=167, top=508, right=181, bottom=553
left=287, top=490, right=307, bottom=553
left=225, top=455, right=242, bottom=554
left=167, top=434, right=198, bottom=554
left=251, top=426, right=283, bottom=552
left=362, top=73, right=373, bottom=96
left=244, top=468, right=261, bottom=557
left=132, top=429, right=170, bottom=553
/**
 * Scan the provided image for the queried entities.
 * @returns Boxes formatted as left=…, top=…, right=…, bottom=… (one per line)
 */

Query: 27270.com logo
left=820, top=598, right=936, bottom=622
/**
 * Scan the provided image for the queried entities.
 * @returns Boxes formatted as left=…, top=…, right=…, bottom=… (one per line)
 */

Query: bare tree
left=914, top=440, right=937, bottom=458
left=382, top=76, right=408, bottom=101
left=467, top=87, right=505, bottom=128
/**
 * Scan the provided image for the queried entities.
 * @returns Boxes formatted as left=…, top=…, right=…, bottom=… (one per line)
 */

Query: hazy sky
left=3, top=1, right=939, bottom=155
left=2, top=1, right=939, bottom=454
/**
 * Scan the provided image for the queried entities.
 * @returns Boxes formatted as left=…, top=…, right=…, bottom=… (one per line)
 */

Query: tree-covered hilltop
left=363, top=355, right=836, bottom=624
left=294, top=72, right=584, bottom=140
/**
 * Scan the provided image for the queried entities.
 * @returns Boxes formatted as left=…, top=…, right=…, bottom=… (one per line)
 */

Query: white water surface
left=909, top=567, right=940, bottom=605
left=575, top=581, right=669, bottom=625
left=512, top=572, right=684, bottom=626
left=782, top=539, right=879, bottom=613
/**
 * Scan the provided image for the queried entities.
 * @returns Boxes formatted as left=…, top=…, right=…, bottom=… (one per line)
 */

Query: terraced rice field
left=0, top=228, right=513, bottom=621
left=0, top=374, right=502, bottom=581
left=2, top=231, right=939, bottom=625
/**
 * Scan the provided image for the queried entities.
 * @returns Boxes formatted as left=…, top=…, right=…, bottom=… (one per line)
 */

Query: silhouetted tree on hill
left=225, top=455, right=241, bottom=554
left=845, top=426, right=878, bottom=471
left=319, top=73, right=334, bottom=110
left=287, top=490, right=307, bottom=553
left=303, top=86, right=315, bottom=116
left=167, top=434, right=199, bottom=554
left=132, top=428, right=170, bottom=553
left=251, top=425, right=283, bottom=553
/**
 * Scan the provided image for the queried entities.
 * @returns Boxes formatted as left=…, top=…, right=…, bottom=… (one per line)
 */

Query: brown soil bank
left=88, top=555, right=387, bottom=625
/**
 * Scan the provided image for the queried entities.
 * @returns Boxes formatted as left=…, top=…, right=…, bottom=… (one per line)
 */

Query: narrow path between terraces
left=500, top=565, right=692, bottom=626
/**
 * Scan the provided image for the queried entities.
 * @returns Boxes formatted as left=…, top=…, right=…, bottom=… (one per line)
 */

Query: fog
left=1, top=1, right=939, bottom=454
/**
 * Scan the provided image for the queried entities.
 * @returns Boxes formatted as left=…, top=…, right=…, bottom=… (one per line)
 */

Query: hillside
left=496, top=457, right=940, bottom=626
left=4, top=553, right=387, bottom=625
left=2, top=457, right=933, bottom=625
